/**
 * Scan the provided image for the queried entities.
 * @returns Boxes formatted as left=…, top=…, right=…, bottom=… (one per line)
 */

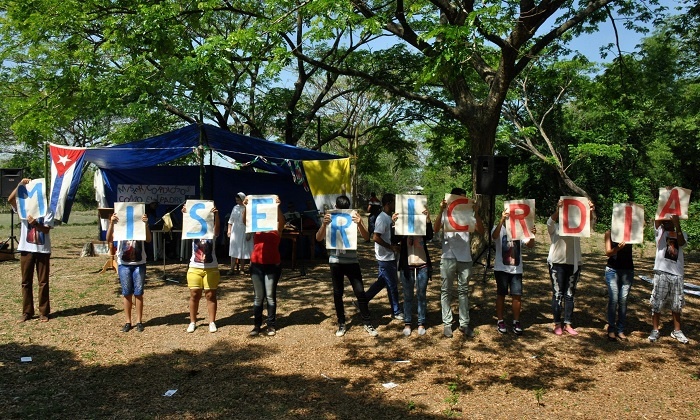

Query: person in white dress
left=227, top=192, right=253, bottom=274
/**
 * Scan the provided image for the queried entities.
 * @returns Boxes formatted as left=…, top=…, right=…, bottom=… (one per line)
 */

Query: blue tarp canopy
left=85, top=123, right=339, bottom=175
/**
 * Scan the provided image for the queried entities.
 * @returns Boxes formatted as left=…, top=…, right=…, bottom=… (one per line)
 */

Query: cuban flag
left=49, top=143, right=87, bottom=223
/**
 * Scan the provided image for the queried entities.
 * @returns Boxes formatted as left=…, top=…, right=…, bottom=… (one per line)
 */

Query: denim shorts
left=118, top=264, right=146, bottom=296
left=494, top=270, right=523, bottom=296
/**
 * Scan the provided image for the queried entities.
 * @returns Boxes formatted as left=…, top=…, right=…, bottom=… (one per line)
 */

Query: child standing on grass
left=106, top=212, right=152, bottom=333
left=648, top=214, right=689, bottom=344
left=492, top=208, right=535, bottom=335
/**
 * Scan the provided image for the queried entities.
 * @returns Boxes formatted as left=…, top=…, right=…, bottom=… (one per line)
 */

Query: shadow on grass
left=0, top=341, right=444, bottom=420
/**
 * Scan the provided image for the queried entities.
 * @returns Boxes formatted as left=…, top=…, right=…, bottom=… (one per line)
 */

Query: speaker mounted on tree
left=475, top=156, right=508, bottom=195
left=1, top=168, right=24, bottom=199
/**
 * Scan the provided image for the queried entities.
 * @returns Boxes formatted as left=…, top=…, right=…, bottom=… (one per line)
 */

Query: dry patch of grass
left=0, top=212, right=699, bottom=419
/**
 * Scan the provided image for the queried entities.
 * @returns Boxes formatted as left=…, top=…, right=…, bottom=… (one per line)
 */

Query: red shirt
left=251, top=231, right=281, bottom=265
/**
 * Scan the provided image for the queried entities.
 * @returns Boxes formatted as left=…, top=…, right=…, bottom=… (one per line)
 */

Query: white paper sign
left=16, top=178, right=48, bottom=219
left=504, top=199, right=535, bottom=241
left=655, top=187, right=691, bottom=220
left=395, top=194, right=427, bottom=236
left=113, top=202, right=146, bottom=241
left=611, top=203, right=644, bottom=244
left=558, top=196, right=591, bottom=237
left=182, top=200, right=215, bottom=239
left=442, top=194, right=476, bottom=232
left=245, top=195, right=278, bottom=233
left=325, top=210, right=357, bottom=250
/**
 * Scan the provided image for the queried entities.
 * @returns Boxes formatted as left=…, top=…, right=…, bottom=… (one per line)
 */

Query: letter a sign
left=655, top=187, right=691, bottom=220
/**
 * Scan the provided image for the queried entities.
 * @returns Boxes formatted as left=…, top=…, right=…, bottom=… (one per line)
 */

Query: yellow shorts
left=187, top=267, right=220, bottom=290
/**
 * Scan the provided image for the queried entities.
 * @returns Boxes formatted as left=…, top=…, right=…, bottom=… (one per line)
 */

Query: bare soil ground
left=0, top=211, right=699, bottom=419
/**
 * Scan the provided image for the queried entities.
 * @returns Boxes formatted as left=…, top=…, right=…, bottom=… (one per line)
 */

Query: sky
left=565, top=0, right=687, bottom=62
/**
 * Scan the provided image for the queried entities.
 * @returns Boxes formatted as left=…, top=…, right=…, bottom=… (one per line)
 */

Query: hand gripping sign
left=558, top=196, right=591, bottom=237
left=16, top=179, right=48, bottom=219
left=503, top=199, right=535, bottom=242
left=245, top=195, right=278, bottom=233
left=325, top=210, right=358, bottom=250
left=113, top=202, right=146, bottom=241
left=395, top=194, right=428, bottom=236
left=655, top=187, right=691, bottom=220
left=611, top=203, right=644, bottom=244
left=183, top=200, right=215, bottom=239
left=442, top=194, right=476, bottom=232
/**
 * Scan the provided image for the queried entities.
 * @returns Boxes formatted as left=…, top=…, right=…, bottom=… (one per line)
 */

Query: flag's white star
left=57, top=154, right=71, bottom=166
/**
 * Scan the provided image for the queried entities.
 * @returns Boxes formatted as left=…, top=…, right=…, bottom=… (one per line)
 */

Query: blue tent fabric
left=84, top=123, right=339, bottom=174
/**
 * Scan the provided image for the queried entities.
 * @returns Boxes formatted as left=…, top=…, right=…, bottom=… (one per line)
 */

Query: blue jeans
left=118, top=264, right=146, bottom=296
left=402, top=266, right=428, bottom=325
left=366, top=260, right=401, bottom=316
left=250, top=263, right=281, bottom=327
left=605, top=267, right=634, bottom=334
left=549, top=263, right=581, bottom=325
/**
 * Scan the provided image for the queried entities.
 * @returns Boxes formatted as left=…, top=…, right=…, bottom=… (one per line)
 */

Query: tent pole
left=198, top=125, right=204, bottom=200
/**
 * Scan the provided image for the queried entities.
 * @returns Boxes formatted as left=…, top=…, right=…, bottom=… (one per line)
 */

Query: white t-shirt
left=653, top=225, right=686, bottom=276
left=546, top=217, right=581, bottom=270
left=16, top=209, right=55, bottom=254
left=116, top=240, right=147, bottom=265
left=492, top=226, right=523, bottom=274
left=439, top=213, right=472, bottom=262
left=373, top=211, right=396, bottom=261
left=189, top=239, right=219, bottom=269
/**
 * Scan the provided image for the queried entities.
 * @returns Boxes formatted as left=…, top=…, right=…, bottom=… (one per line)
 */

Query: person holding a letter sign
left=433, top=187, right=485, bottom=338
left=316, top=195, right=378, bottom=337
left=648, top=215, right=689, bottom=344
left=546, top=198, right=594, bottom=336
left=9, top=178, right=55, bottom=323
left=182, top=203, right=221, bottom=334
left=603, top=229, right=634, bottom=341
left=492, top=208, right=536, bottom=335
left=106, top=212, right=152, bottom=333
left=244, top=195, right=286, bottom=337
left=397, top=208, right=434, bottom=337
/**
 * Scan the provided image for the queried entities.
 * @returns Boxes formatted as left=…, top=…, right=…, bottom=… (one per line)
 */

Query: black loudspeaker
left=1, top=168, right=24, bottom=199
left=476, top=156, right=508, bottom=195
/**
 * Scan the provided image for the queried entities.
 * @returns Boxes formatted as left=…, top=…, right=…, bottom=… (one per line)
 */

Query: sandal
left=607, top=332, right=617, bottom=342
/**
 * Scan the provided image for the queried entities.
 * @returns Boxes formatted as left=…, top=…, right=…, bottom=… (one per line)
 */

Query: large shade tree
left=289, top=0, right=665, bottom=199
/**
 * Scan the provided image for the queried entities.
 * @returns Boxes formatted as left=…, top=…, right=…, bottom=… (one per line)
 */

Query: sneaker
left=417, top=325, right=426, bottom=336
left=392, top=312, right=405, bottom=321
left=671, top=330, right=689, bottom=344
left=186, top=322, right=196, bottom=333
left=364, top=324, right=379, bottom=337
left=553, top=325, right=563, bottom=335
left=512, top=321, right=523, bottom=335
left=335, top=324, right=347, bottom=337
left=444, top=325, right=453, bottom=338
left=249, top=326, right=261, bottom=336
left=121, top=323, right=132, bottom=333
left=402, top=325, right=412, bottom=336
left=135, top=323, right=144, bottom=332
left=267, top=326, right=276, bottom=336
left=497, top=320, right=507, bottom=334
left=459, top=326, right=475, bottom=338
left=648, top=329, right=660, bottom=342
left=209, top=322, right=218, bottom=333
left=564, top=325, right=579, bottom=336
